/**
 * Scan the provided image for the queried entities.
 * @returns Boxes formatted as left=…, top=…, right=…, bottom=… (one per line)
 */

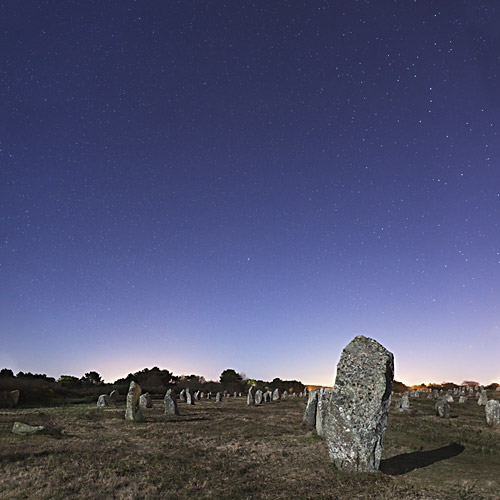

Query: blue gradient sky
left=1, top=1, right=500, bottom=386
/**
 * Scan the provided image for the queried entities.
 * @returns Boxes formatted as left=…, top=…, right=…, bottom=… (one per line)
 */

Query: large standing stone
left=485, top=400, right=500, bottom=427
left=97, top=394, right=110, bottom=407
left=272, top=388, right=280, bottom=401
left=139, top=392, right=152, bottom=408
left=435, top=399, right=450, bottom=418
left=164, top=389, right=180, bottom=416
left=324, top=336, right=394, bottom=473
left=125, top=381, right=144, bottom=421
left=478, top=392, right=488, bottom=406
left=316, top=388, right=332, bottom=438
left=247, top=386, right=255, bottom=405
left=255, top=389, right=263, bottom=404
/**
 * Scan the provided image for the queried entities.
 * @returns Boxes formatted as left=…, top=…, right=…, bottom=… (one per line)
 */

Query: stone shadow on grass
left=380, top=442, right=464, bottom=476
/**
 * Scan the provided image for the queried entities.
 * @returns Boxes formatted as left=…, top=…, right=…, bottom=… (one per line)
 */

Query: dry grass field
left=1, top=393, right=499, bottom=499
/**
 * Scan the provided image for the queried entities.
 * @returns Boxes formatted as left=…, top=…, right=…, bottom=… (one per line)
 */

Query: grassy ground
left=0, top=393, right=499, bottom=499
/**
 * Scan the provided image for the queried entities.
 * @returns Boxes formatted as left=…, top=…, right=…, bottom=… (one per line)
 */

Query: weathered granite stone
left=109, top=390, right=119, bottom=402
left=427, top=392, right=433, bottom=399
left=458, top=396, right=467, bottom=404
left=233, top=392, right=238, bottom=398
left=485, top=400, right=500, bottom=427
left=316, top=388, right=332, bottom=438
left=200, top=392, right=205, bottom=399
left=194, top=391, right=200, bottom=401
left=272, top=388, right=280, bottom=401
left=215, top=392, right=222, bottom=402
left=206, top=392, right=211, bottom=400
left=139, top=393, right=152, bottom=408
left=398, top=393, right=411, bottom=412
left=97, top=394, right=110, bottom=407
left=255, top=389, right=263, bottom=404
left=265, top=390, right=272, bottom=402
left=164, top=389, right=180, bottom=416
left=435, top=399, right=450, bottom=418
left=304, top=387, right=308, bottom=397
left=125, top=381, right=144, bottom=421
left=445, top=394, right=454, bottom=404
left=282, top=390, right=288, bottom=399
left=324, top=336, right=394, bottom=473
left=478, top=392, right=488, bottom=406
left=303, top=389, right=319, bottom=426
left=12, top=422, right=45, bottom=434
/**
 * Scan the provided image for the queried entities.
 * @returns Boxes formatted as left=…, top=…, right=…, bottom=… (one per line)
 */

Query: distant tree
left=392, top=380, right=408, bottom=393
left=486, top=382, right=499, bottom=391
left=81, top=371, right=103, bottom=385
left=0, top=368, right=14, bottom=378
left=57, top=375, right=80, bottom=384
left=462, top=380, right=480, bottom=387
left=220, top=369, right=242, bottom=385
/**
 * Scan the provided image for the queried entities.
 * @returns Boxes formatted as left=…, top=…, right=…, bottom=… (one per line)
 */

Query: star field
left=1, top=1, right=499, bottom=385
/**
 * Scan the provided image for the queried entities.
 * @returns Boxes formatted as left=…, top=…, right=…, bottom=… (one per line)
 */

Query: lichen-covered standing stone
left=125, top=381, right=144, bottom=421
left=215, top=392, right=222, bottom=402
left=324, top=336, right=393, bottom=472
left=272, top=388, right=280, bottom=401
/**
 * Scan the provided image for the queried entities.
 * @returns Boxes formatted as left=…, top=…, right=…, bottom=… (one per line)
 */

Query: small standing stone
left=179, top=389, right=187, bottom=402
left=398, top=393, right=411, bottom=412
left=485, top=400, right=500, bottom=427
left=272, top=388, right=280, bottom=401
left=125, top=381, right=144, bottom=422
left=316, top=388, right=332, bottom=438
left=458, top=396, right=467, bottom=404
left=186, top=388, right=195, bottom=405
left=97, top=394, right=110, bottom=407
left=445, top=394, right=454, bottom=404
left=164, top=389, right=180, bottom=416
left=247, top=386, right=255, bottom=405
left=435, top=399, right=450, bottom=418
left=109, top=390, right=119, bottom=402
left=478, top=392, right=488, bottom=406
left=215, top=392, right=222, bottom=402
left=303, top=389, right=319, bottom=427
left=139, top=393, right=152, bottom=408
left=282, top=390, right=288, bottom=399
left=255, top=389, right=263, bottom=404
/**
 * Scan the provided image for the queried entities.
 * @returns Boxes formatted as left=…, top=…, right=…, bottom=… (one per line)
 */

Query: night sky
left=2, top=1, right=500, bottom=386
